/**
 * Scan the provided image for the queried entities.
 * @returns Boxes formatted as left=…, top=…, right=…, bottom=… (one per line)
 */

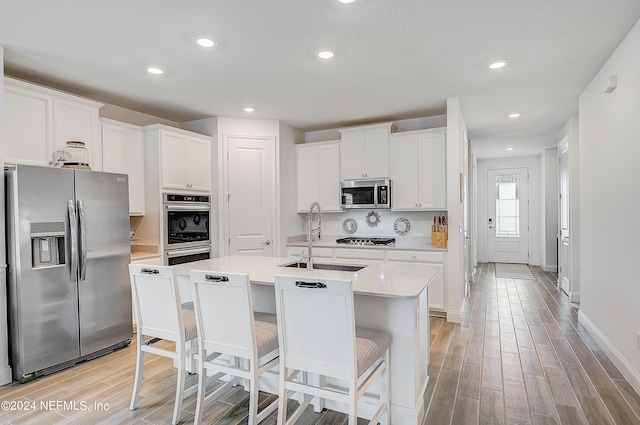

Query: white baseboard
left=578, top=310, right=640, bottom=395
left=569, top=290, right=580, bottom=303
left=543, top=265, right=558, bottom=273
left=447, top=311, right=462, bottom=323
left=0, top=365, right=12, bottom=386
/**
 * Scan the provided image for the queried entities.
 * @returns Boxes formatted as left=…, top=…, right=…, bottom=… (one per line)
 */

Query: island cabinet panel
left=4, top=77, right=103, bottom=168
left=390, top=128, right=446, bottom=210
left=339, top=122, right=393, bottom=180
left=296, top=141, right=341, bottom=212
left=172, top=255, right=435, bottom=425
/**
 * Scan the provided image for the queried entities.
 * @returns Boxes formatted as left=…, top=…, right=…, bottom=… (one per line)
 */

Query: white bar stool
left=274, top=275, right=391, bottom=425
left=190, top=270, right=279, bottom=425
left=128, top=264, right=199, bottom=425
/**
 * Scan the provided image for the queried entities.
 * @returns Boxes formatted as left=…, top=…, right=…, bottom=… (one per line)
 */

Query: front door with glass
left=487, top=168, right=529, bottom=263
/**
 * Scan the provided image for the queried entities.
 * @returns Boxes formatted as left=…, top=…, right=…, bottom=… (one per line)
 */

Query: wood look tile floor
left=1, top=263, right=639, bottom=424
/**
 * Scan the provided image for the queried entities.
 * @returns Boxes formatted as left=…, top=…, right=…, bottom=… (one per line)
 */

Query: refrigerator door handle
left=68, top=200, right=79, bottom=282
left=77, top=200, right=88, bottom=282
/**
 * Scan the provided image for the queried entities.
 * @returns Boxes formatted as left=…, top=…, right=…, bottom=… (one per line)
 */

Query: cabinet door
left=54, top=98, right=102, bottom=171
left=102, top=121, right=145, bottom=215
left=390, top=133, right=420, bottom=210
left=363, top=126, right=390, bottom=178
left=160, top=132, right=188, bottom=190
left=418, top=132, right=447, bottom=209
left=427, top=264, right=445, bottom=310
left=4, top=87, right=52, bottom=166
left=296, top=144, right=320, bottom=212
left=318, top=143, right=341, bottom=211
left=185, top=137, right=211, bottom=192
left=340, top=130, right=366, bottom=180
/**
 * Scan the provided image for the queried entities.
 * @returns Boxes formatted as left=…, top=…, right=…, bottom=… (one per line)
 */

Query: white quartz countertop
left=173, top=255, right=440, bottom=299
left=287, top=235, right=447, bottom=252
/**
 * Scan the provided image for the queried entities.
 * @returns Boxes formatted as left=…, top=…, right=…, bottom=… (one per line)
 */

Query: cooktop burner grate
left=335, top=237, right=396, bottom=246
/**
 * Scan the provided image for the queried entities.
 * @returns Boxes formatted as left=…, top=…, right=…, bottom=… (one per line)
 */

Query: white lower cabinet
left=381, top=250, right=446, bottom=311
left=286, top=246, right=333, bottom=259
left=286, top=245, right=446, bottom=312
left=334, top=248, right=385, bottom=263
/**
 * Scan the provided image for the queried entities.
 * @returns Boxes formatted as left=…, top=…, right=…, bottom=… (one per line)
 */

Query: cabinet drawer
left=334, top=248, right=385, bottom=261
left=386, top=250, right=444, bottom=264
left=287, top=246, right=333, bottom=258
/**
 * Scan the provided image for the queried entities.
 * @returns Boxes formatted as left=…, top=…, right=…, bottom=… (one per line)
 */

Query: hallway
left=424, top=263, right=640, bottom=424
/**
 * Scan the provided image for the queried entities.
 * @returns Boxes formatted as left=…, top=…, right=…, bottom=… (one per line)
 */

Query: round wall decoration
left=393, top=218, right=411, bottom=236
left=366, top=211, right=380, bottom=227
left=343, top=218, right=357, bottom=234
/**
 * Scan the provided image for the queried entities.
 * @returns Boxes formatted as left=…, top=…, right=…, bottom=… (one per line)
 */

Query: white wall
left=445, top=98, right=466, bottom=323
left=476, top=155, right=543, bottom=265
left=578, top=19, right=640, bottom=391
left=278, top=123, right=304, bottom=256
left=543, top=147, right=558, bottom=272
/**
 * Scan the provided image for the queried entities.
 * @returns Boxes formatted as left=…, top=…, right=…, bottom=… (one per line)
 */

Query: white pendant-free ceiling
left=2, top=0, right=639, bottom=158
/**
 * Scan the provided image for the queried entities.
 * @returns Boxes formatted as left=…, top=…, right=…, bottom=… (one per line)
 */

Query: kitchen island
left=172, top=255, right=440, bottom=425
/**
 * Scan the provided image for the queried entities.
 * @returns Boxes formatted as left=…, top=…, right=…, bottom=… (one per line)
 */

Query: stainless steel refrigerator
left=5, top=165, right=132, bottom=382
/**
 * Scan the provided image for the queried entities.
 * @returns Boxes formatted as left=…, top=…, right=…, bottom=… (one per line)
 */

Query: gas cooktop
left=335, top=237, right=396, bottom=246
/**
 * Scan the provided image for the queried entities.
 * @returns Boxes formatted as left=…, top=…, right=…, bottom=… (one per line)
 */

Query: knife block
left=431, top=225, right=448, bottom=248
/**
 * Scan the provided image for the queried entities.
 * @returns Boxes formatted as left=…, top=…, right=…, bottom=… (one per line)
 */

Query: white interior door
left=558, top=137, right=570, bottom=294
left=224, top=135, right=275, bottom=256
left=487, top=168, right=529, bottom=263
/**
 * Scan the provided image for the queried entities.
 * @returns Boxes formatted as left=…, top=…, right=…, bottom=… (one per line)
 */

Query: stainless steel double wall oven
left=163, top=193, right=212, bottom=265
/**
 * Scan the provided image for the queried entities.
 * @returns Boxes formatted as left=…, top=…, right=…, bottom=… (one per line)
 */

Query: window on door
left=495, top=174, right=520, bottom=238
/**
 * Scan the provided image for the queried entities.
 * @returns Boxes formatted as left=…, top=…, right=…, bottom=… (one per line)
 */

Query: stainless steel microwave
left=341, top=179, right=391, bottom=209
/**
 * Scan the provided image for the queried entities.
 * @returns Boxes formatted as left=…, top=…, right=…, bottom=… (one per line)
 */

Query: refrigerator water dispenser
left=30, top=222, right=65, bottom=268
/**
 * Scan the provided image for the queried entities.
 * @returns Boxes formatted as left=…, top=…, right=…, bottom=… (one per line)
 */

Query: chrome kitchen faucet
left=305, top=202, right=322, bottom=270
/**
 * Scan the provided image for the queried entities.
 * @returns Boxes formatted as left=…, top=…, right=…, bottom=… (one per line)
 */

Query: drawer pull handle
left=205, top=275, right=229, bottom=282
left=295, top=281, right=327, bottom=289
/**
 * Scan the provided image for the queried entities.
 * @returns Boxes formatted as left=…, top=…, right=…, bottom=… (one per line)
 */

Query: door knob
left=262, top=240, right=271, bottom=246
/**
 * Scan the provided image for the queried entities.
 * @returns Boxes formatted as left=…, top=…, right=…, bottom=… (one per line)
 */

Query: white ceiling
left=2, top=1, right=640, bottom=159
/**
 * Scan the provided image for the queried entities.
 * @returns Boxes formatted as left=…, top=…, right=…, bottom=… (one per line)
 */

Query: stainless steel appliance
left=5, top=165, right=132, bottom=382
left=341, top=179, right=391, bottom=209
left=335, top=237, right=396, bottom=246
left=163, top=193, right=211, bottom=265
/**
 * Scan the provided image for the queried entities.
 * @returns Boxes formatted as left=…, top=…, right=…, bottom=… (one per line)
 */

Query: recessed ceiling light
left=509, top=113, right=521, bottom=118
left=318, top=50, right=335, bottom=59
left=194, top=35, right=216, bottom=48
left=339, top=0, right=356, bottom=3
left=147, top=67, right=164, bottom=75
left=506, top=147, right=514, bottom=151
left=489, top=60, right=508, bottom=69
left=243, top=106, right=255, bottom=112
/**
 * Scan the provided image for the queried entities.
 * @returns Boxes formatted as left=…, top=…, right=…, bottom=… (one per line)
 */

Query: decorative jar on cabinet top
left=62, top=141, right=91, bottom=170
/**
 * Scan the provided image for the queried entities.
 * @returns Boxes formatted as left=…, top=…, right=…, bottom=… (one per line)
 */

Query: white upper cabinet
left=339, top=122, right=394, bottom=180
left=144, top=125, right=211, bottom=193
left=102, top=119, right=145, bottom=215
left=4, top=78, right=103, bottom=168
left=390, top=128, right=446, bottom=210
left=296, top=141, right=341, bottom=212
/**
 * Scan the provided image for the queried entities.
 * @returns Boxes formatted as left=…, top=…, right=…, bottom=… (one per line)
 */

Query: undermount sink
left=279, top=261, right=366, bottom=272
